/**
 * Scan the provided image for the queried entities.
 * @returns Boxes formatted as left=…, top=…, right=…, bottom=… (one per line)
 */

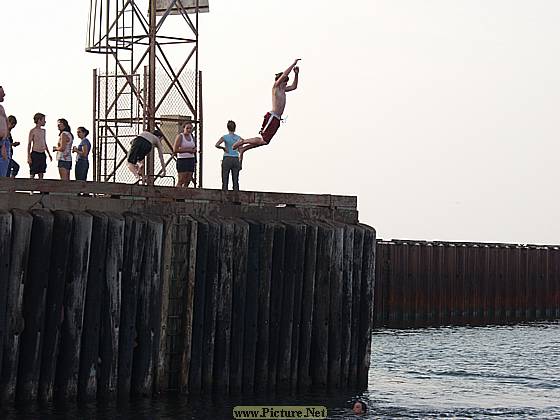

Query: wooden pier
left=0, top=179, right=376, bottom=404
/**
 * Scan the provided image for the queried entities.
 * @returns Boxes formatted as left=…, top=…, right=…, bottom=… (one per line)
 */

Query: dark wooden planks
left=117, top=213, right=147, bottom=399
left=131, top=216, right=164, bottom=396
left=77, top=211, right=108, bottom=401
left=38, top=211, right=73, bottom=402
left=16, top=209, right=54, bottom=401
left=310, top=223, right=333, bottom=389
left=253, top=222, right=275, bottom=393
left=0, top=210, right=32, bottom=404
left=0, top=210, right=12, bottom=392
left=213, top=219, right=234, bottom=394
left=229, top=219, right=249, bottom=394
left=98, top=213, right=124, bottom=399
left=54, top=211, right=92, bottom=400
left=177, top=216, right=197, bottom=394
left=188, top=217, right=209, bottom=394
left=357, top=225, right=376, bottom=389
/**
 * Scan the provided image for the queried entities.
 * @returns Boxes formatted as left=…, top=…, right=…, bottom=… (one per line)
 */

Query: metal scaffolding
left=87, top=0, right=207, bottom=186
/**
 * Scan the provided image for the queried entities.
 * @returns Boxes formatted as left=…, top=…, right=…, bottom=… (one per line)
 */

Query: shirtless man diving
left=232, top=58, right=300, bottom=161
left=0, top=86, right=8, bottom=142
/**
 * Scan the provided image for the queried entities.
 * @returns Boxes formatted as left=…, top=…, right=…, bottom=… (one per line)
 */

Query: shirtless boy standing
left=28, top=113, right=52, bottom=179
left=233, top=59, right=300, bottom=161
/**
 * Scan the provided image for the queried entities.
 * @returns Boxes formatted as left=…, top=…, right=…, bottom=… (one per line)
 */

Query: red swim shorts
left=259, top=112, right=281, bottom=144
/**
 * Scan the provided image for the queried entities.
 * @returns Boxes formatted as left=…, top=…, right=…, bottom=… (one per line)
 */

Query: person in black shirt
left=7, top=115, right=20, bottom=177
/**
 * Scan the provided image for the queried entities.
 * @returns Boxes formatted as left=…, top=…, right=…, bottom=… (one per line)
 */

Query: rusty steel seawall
left=374, top=240, right=560, bottom=328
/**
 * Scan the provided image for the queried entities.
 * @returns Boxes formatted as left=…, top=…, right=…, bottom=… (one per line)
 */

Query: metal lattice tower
left=87, top=0, right=208, bottom=186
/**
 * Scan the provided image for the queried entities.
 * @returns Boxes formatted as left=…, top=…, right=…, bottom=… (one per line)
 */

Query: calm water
left=4, top=322, right=559, bottom=419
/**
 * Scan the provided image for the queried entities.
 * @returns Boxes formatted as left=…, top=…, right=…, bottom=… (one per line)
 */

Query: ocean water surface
left=4, top=322, right=559, bottom=419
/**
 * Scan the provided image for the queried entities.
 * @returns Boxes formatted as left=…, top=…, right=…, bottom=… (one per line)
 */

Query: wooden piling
left=277, top=223, right=297, bottom=392
left=277, top=222, right=306, bottom=392
left=268, top=222, right=286, bottom=392
left=187, top=216, right=207, bottom=395
left=213, top=219, right=234, bottom=394
left=327, top=223, right=344, bottom=389
left=117, top=213, right=147, bottom=399
left=16, top=209, right=54, bottom=401
left=357, top=225, right=375, bottom=389
left=77, top=211, right=108, bottom=401
left=54, top=211, right=92, bottom=400
left=230, top=219, right=249, bottom=394
left=38, top=211, right=73, bottom=402
left=151, top=216, right=171, bottom=395
left=177, top=216, right=197, bottom=394
left=241, top=220, right=261, bottom=394
left=296, top=223, right=317, bottom=391
left=0, top=210, right=12, bottom=390
left=165, top=217, right=190, bottom=391
left=200, top=218, right=220, bottom=393
left=98, top=213, right=124, bottom=399
left=0, top=210, right=32, bottom=404
left=348, top=226, right=364, bottom=388
left=289, top=223, right=307, bottom=393
left=311, top=223, right=333, bottom=389
left=131, top=216, right=164, bottom=396
left=132, top=216, right=164, bottom=394
left=155, top=216, right=175, bottom=395
left=253, top=222, right=274, bottom=393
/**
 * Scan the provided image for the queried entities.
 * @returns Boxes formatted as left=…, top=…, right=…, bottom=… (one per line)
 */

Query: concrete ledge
left=0, top=179, right=359, bottom=224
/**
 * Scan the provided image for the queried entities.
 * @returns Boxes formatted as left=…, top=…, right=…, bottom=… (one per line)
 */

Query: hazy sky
left=3, top=1, right=560, bottom=244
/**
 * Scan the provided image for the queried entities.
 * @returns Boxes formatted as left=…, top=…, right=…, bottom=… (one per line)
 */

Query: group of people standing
left=28, top=113, right=91, bottom=181
left=3, top=57, right=300, bottom=188
left=126, top=119, right=239, bottom=190
left=0, top=85, right=91, bottom=180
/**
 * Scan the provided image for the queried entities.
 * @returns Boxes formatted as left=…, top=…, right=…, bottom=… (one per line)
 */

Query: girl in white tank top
left=177, top=133, right=196, bottom=158
left=173, top=121, right=197, bottom=188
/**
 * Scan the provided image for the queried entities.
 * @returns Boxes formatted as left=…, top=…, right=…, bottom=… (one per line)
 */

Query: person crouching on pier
left=53, top=118, right=74, bottom=180
left=126, top=129, right=166, bottom=183
left=173, top=121, right=196, bottom=188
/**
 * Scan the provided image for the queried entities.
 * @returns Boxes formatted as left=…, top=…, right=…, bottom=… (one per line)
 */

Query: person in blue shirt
left=215, top=120, right=242, bottom=191
left=72, top=126, right=91, bottom=180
